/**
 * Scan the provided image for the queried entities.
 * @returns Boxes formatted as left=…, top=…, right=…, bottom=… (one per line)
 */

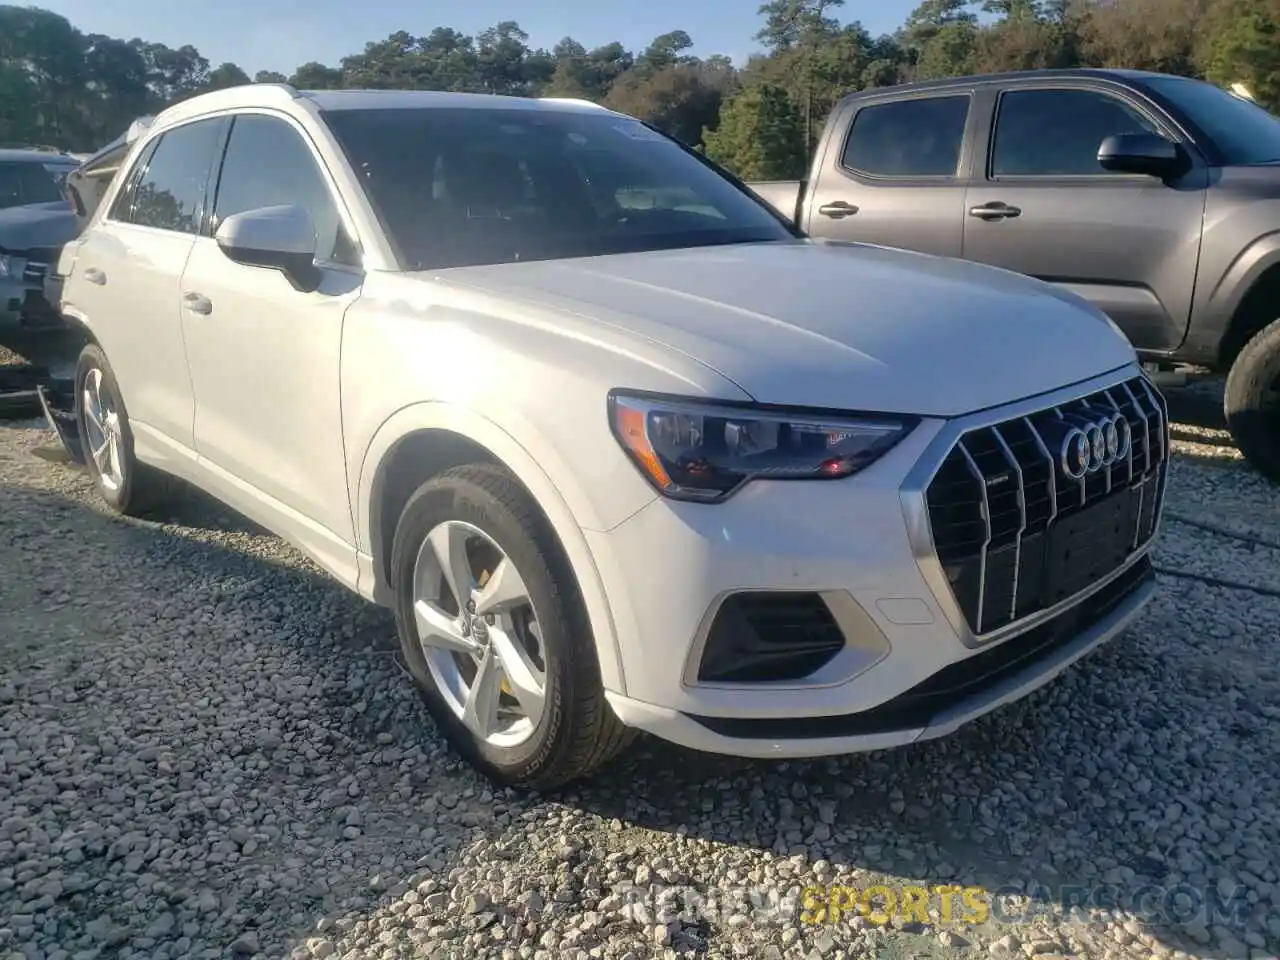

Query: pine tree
left=702, top=82, right=807, bottom=179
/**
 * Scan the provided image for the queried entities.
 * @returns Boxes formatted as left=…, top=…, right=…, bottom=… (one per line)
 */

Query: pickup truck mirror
left=1097, top=133, right=1181, bottom=178
left=215, top=204, right=321, bottom=293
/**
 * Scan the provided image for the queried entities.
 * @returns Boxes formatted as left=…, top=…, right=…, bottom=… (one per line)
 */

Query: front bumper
left=1, top=277, right=23, bottom=326
left=587, top=365, right=1166, bottom=758
left=0, top=257, right=64, bottom=329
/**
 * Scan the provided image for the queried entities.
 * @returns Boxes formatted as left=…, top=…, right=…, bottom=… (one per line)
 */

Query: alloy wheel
left=81, top=366, right=124, bottom=492
left=411, top=519, right=548, bottom=748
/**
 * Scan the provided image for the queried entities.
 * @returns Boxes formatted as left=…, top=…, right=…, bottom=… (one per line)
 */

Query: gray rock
left=0, top=379, right=1276, bottom=960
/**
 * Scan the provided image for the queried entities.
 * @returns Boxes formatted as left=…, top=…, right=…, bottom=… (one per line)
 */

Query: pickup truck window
left=321, top=107, right=793, bottom=270
left=840, top=96, right=969, bottom=178
left=1143, top=75, right=1280, bottom=166
left=991, top=88, right=1157, bottom=177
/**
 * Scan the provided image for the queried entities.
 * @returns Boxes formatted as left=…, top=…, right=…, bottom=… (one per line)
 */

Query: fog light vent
left=697, top=592, right=845, bottom=684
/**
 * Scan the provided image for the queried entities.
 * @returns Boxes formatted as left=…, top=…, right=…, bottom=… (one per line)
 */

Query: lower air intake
left=697, top=592, right=846, bottom=683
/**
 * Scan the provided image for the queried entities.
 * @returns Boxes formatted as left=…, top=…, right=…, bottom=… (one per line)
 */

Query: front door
left=181, top=111, right=364, bottom=547
left=961, top=84, right=1208, bottom=353
left=803, top=92, right=974, bottom=257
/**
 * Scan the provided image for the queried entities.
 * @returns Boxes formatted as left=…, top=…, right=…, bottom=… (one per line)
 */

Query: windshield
left=321, top=106, right=795, bottom=270
left=0, top=160, right=76, bottom=210
left=1144, top=76, right=1280, bottom=165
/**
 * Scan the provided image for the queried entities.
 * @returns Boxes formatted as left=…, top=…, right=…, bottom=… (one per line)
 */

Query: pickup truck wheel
left=390, top=463, right=634, bottom=790
left=1225, top=318, right=1280, bottom=483
left=74, top=344, right=173, bottom=516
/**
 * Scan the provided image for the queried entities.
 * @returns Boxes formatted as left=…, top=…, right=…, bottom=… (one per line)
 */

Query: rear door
left=802, top=91, right=976, bottom=257
left=61, top=117, right=227, bottom=453
left=961, top=81, right=1208, bottom=353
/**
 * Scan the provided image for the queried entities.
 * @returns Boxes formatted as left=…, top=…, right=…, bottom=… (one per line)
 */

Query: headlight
left=0, top=255, right=13, bottom=280
left=608, top=391, right=916, bottom=502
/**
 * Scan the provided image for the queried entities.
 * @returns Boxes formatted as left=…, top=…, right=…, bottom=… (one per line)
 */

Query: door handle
left=183, top=292, right=213, bottom=316
left=83, top=267, right=106, bottom=285
left=968, top=201, right=1021, bottom=221
left=817, top=201, right=859, bottom=219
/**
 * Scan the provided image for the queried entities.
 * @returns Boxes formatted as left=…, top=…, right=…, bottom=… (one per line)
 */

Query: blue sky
left=32, top=0, right=919, bottom=77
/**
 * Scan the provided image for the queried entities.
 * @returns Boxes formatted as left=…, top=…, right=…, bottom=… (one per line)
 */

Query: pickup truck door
left=801, top=91, right=976, bottom=257
left=961, top=82, right=1208, bottom=354
left=180, top=112, right=363, bottom=554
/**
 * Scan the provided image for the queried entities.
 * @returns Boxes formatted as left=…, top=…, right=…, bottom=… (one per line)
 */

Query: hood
left=0, top=203, right=79, bottom=253
left=432, top=240, right=1136, bottom=417
left=1209, top=163, right=1280, bottom=195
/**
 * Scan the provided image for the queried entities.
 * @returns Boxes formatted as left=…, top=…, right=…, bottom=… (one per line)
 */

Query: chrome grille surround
left=900, top=364, right=1168, bottom=649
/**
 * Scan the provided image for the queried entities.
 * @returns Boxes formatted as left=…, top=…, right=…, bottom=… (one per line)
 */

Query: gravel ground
left=1, top=375, right=1278, bottom=960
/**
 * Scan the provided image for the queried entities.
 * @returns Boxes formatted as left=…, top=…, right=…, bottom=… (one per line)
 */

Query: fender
left=1205, top=230, right=1280, bottom=323
left=59, top=303, right=93, bottom=336
left=353, top=400, right=634, bottom=695
left=1191, top=229, right=1280, bottom=362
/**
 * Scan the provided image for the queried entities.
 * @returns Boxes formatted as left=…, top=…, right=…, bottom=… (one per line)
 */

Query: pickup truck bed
left=748, top=180, right=803, bottom=223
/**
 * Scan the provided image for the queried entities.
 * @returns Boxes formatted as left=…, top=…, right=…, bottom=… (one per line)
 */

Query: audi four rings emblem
left=1060, top=414, right=1132, bottom=480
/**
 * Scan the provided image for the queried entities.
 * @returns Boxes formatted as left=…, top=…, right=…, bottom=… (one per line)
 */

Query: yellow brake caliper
left=478, top=567, right=514, bottom=697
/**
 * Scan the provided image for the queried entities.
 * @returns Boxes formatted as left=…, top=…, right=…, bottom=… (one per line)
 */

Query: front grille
left=697, top=592, right=846, bottom=683
left=925, top=375, right=1168, bottom=636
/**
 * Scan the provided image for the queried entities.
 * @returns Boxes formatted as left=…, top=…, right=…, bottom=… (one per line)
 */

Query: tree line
left=1, top=0, right=1275, bottom=179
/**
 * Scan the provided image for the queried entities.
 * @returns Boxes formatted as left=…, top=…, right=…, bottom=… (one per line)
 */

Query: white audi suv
left=52, top=84, right=1167, bottom=788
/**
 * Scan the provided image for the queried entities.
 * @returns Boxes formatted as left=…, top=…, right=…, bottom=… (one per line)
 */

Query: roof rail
left=0, top=143, right=66, bottom=154
left=537, top=97, right=608, bottom=110
left=256, top=81, right=302, bottom=99
left=152, top=82, right=304, bottom=128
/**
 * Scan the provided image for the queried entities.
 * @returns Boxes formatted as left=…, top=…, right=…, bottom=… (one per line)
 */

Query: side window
left=0, top=162, right=64, bottom=209
left=841, top=96, right=971, bottom=178
left=0, top=164, right=22, bottom=209
left=108, top=140, right=159, bottom=223
left=212, top=114, right=356, bottom=266
left=991, top=88, right=1159, bottom=177
left=119, top=119, right=224, bottom=233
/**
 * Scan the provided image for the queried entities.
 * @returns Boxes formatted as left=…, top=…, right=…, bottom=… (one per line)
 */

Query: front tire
left=390, top=463, right=633, bottom=790
left=1224, top=318, right=1280, bottom=483
left=74, top=343, right=173, bottom=516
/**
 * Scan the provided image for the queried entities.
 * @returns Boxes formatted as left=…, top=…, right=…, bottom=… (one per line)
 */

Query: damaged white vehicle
left=52, top=85, right=1167, bottom=789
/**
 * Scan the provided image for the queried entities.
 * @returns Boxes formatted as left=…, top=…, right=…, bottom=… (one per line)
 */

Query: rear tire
left=1225, top=318, right=1280, bottom=484
left=74, top=343, right=174, bottom=516
left=390, top=463, right=634, bottom=790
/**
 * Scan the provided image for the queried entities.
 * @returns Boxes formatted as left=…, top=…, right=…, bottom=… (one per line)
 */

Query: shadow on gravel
left=2, top=479, right=482, bottom=959
left=1163, top=387, right=1228, bottom=433
left=148, top=479, right=274, bottom=537
left=564, top=704, right=1260, bottom=959
left=2, top=458, right=1271, bottom=960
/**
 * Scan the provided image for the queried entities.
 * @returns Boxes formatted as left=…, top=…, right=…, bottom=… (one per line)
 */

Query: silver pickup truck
left=748, top=67, right=1280, bottom=482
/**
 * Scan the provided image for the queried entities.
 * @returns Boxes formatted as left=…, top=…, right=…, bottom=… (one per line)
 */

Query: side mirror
left=1097, top=133, right=1182, bottom=178
left=214, top=204, right=320, bottom=292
